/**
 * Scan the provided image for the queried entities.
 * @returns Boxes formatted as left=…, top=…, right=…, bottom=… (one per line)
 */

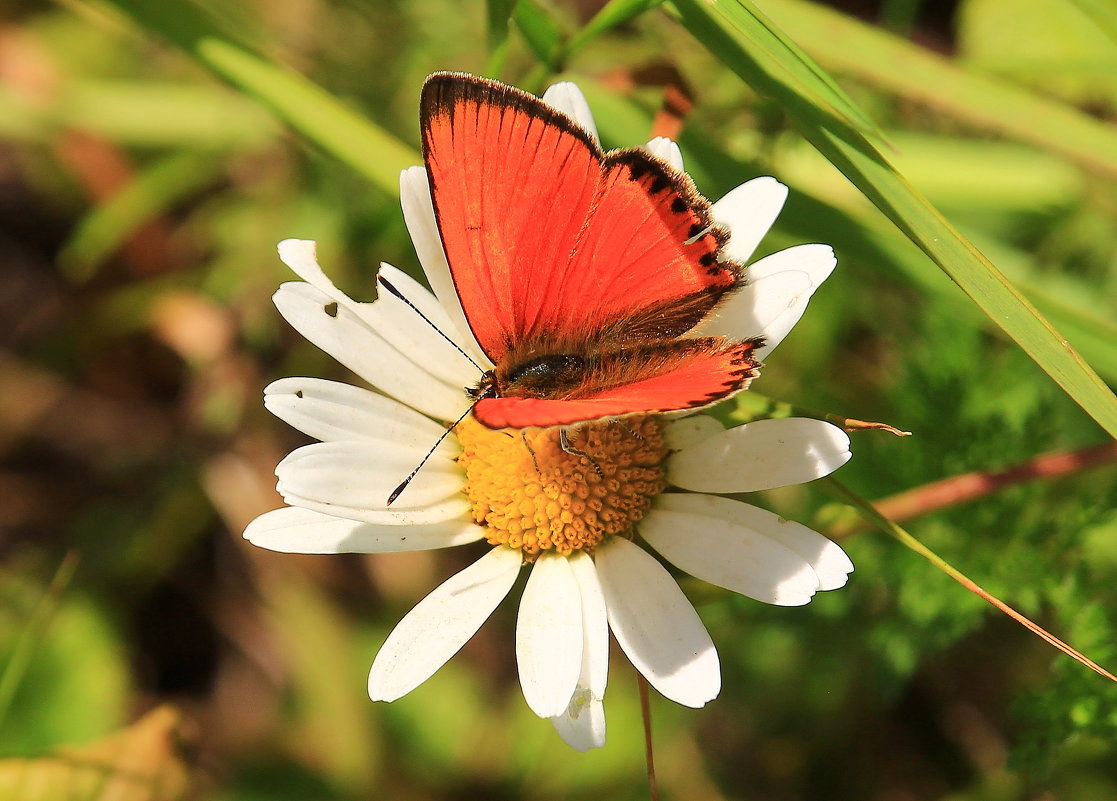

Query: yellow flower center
left=456, top=415, right=668, bottom=557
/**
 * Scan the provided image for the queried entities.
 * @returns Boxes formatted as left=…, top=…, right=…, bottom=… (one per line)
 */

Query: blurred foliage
left=0, top=0, right=1115, bottom=799
left=0, top=706, right=190, bottom=801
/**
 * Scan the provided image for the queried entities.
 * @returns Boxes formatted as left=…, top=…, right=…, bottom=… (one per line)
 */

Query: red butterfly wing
left=420, top=73, right=739, bottom=364
left=473, top=338, right=761, bottom=430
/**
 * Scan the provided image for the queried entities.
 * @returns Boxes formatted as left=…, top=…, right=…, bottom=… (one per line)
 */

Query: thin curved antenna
left=387, top=400, right=479, bottom=506
left=376, top=274, right=483, bottom=373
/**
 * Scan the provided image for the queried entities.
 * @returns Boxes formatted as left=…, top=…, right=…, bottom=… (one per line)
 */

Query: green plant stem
left=0, top=552, right=80, bottom=734
left=825, top=479, right=1117, bottom=683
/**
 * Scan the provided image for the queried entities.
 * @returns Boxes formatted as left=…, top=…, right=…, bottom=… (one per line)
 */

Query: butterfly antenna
left=387, top=401, right=478, bottom=506
left=377, top=275, right=483, bottom=373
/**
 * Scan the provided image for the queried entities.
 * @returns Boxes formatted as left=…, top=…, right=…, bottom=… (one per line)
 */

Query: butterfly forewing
left=422, top=74, right=602, bottom=362
left=421, top=73, right=740, bottom=364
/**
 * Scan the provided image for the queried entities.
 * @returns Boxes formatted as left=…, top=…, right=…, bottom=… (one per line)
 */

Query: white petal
left=595, top=537, right=720, bottom=708
left=551, top=693, right=605, bottom=751
left=711, top=177, right=788, bottom=264
left=366, top=263, right=483, bottom=388
left=704, top=244, right=836, bottom=356
left=281, top=493, right=470, bottom=526
left=541, top=82, right=599, bottom=143
left=654, top=494, right=851, bottom=591
left=643, top=495, right=820, bottom=606
left=748, top=242, right=836, bottom=284
left=517, top=553, right=584, bottom=718
left=399, top=167, right=490, bottom=367
left=273, top=281, right=470, bottom=421
left=751, top=513, right=853, bottom=592
left=277, top=239, right=338, bottom=296
left=549, top=551, right=609, bottom=750
left=751, top=248, right=836, bottom=358
left=668, top=417, right=851, bottom=493
left=244, top=506, right=484, bottom=554
left=369, top=546, right=522, bottom=701
left=263, top=377, right=458, bottom=457
left=696, top=270, right=812, bottom=341
left=663, top=414, right=726, bottom=452
left=568, top=552, right=608, bottom=698
left=276, top=441, right=462, bottom=511
left=645, top=136, right=684, bottom=171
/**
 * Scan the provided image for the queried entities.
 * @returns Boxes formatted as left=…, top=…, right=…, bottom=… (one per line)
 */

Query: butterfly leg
left=559, top=427, right=604, bottom=479
left=521, top=431, right=542, bottom=475
left=615, top=418, right=645, bottom=442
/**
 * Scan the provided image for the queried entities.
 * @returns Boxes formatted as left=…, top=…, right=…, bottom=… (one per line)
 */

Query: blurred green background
left=1, top=0, right=1116, bottom=799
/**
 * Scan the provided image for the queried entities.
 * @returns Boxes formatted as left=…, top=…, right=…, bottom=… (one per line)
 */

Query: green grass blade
left=1069, top=0, right=1117, bottom=47
left=826, top=479, right=1117, bottom=684
left=672, top=0, right=1117, bottom=439
left=487, top=0, right=517, bottom=47
left=98, top=0, right=418, bottom=197
left=484, top=0, right=517, bottom=76
left=0, top=554, right=80, bottom=736
left=512, top=0, right=565, bottom=70
left=567, top=0, right=664, bottom=54
left=721, top=0, right=887, bottom=142
left=759, top=0, right=1117, bottom=179
left=59, top=151, right=227, bottom=283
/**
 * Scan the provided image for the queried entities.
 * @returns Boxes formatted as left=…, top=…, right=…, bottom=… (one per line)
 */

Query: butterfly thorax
left=469, top=352, right=591, bottom=402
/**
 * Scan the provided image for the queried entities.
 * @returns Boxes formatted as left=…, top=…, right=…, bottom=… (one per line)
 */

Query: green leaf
left=487, top=0, right=518, bottom=45
left=567, top=0, right=665, bottom=54
left=1070, top=0, right=1117, bottom=46
left=484, top=0, right=517, bottom=76
left=0, top=80, right=276, bottom=147
left=959, top=0, right=1117, bottom=110
left=669, top=0, right=886, bottom=142
left=0, top=555, right=79, bottom=738
left=512, top=0, right=565, bottom=70
left=98, top=0, right=418, bottom=197
left=671, top=0, right=1117, bottom=439
left=59, top=152, right=228, bottom=282
left=758, top=0, right=1117, bottom=179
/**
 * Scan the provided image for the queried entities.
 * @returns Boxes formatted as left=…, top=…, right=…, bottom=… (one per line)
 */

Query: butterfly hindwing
left=472, top=338, right=762, bottom=430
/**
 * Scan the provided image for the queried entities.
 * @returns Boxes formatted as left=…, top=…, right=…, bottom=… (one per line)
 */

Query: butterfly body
left=421, top=73, right=763, bottom=430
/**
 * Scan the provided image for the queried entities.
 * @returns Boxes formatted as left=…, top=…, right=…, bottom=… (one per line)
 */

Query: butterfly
left=420, top=72, right=762, bottom=430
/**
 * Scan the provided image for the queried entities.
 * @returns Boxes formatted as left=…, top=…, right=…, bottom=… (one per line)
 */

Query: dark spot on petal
left=295, top=390, right=304, bottom=398
left=324, top=302, right=338, bottom=317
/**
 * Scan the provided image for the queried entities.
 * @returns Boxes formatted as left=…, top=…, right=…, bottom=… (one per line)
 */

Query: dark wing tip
left=604, top=146, right=744, bottom=287
left=419, top=72, right=602, bottom=155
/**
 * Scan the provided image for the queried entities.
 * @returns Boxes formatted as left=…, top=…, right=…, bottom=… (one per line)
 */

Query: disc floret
left=457, top=415, right=668, bottom=557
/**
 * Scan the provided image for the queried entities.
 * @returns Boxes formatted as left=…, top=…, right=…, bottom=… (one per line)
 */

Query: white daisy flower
left=245, top=82, right=851, bottom=752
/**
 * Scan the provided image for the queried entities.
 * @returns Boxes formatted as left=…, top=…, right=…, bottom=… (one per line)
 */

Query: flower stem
left=638, top=674, right=659, bottom=801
